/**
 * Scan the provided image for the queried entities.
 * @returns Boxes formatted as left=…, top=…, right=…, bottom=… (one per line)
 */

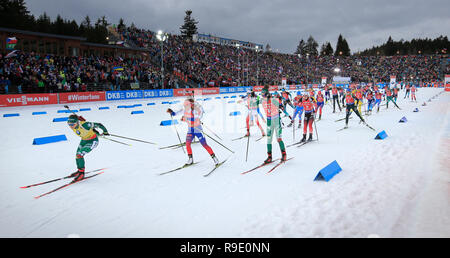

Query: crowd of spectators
left=0, top=25, right=448, bottom=94
left=117, top=26, right=448, bottom=87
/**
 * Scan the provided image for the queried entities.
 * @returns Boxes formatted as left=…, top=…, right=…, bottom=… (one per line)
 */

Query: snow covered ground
left=0, top=88, right=448, bottom=238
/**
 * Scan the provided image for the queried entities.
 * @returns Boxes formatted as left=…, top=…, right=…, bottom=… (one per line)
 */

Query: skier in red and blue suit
left=167, top=95, right=219, bottom=166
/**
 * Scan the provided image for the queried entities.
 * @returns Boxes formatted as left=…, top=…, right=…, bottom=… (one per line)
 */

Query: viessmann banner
left=0, top=93, right=58, bottom=107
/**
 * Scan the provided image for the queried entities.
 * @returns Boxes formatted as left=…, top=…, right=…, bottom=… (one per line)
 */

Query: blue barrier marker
left=314, top=160, right=342, bottom=182
left=53, top=117, right=69, bottom=122
left=224, top=96, right=229, bottom=99
left=33, top=134, right=67, bottom=145
left=399, top=117, right=407, bottom=123
left=3, top=113, right=20, bottom=117
left=160, top=120, right=179, bottom=126
left=231, top=96, right=237, bottom=98
left=99, top=107, right=110, bottom=110
left=147, top=103, right=156, bottom=106
left=131, top=110, right=144, bottom=115
left=229, top=111, right=241, bottom=116
left=162, top=101, right=170, bottom=104
left=133, top=104, right=142, bottom=107
left=79, top=108, right=91, bottom=112
left=117, top=105, right=126, bottom=108
left=215, top=97, right=221, bottom=99
left=32, top=111, right=47, bottom=115
left=413, top=108, right=419, bottom=112
left=57, top=110, right=78, bottom=113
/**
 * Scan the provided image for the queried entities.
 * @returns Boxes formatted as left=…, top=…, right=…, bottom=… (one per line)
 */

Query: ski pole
left=199, top=129, right=235, bottom=154
left=313, top=112, right=319, bottom=142
left=201, top=122, right=223, bottom=141
left=170, top=114, right=186, bottom=154
left=108, top=134, right=157, bottom=145
left=245, top=130, right=250, bottom=162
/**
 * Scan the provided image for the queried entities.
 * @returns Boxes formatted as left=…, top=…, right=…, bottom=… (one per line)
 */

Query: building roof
left=0, top=27, right=86, bottom=41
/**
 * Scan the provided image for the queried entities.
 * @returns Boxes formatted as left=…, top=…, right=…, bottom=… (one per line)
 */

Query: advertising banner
left=143, top=89, right=173, bottom=98
left=59, top=92, right=106, bottom=104
left=106, top=90, right=143, bottom=101
left=0, top=93, right=58, bottom=107
left=445, top=75, right=450, bottom=92
left=173, top=88, right=220, bottom=97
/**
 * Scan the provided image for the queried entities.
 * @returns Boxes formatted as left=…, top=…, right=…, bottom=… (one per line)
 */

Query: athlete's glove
left=102, top=131, right=110, bottom=136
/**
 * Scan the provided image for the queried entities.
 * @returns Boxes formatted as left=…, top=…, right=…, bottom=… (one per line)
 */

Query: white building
left=193, top=33, right=263, bottom=51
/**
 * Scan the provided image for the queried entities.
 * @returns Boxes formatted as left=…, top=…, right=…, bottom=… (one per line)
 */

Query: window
left=30, top=40, right=37, bottom=52
left=45, top=41, right=51, bottom=54
left=38, top=40, right=44, bottom=53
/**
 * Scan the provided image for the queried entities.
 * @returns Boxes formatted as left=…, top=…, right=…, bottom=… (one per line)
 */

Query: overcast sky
left=24, top=0, right=450, bottom=54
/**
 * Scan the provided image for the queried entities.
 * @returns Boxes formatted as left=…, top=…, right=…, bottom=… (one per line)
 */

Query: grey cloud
left=24, top=0, right=450, bottom=53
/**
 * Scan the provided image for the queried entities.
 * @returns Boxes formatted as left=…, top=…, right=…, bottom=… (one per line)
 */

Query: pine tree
left=320, top=42, right=334, bottom=56
left=180, top=10, right=198, bottom=40
left=335, top=34, right=351, bottom=56
left=294, top=39, right=306, bottom=56
left=305, top=35, right=319, bottom=56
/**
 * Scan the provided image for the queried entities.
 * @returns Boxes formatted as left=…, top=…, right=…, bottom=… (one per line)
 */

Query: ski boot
left=308, top=133, right=313, bottom=141
left=71, top=169, right=85, bottom=183
left=263, top=152, right=273, bottom=164
left=298, top=122, right=302, bottom=129
left=300, top=134, right=307, bottom=142
left=186, top=154, right=194, bottom=165
left=281, top=150, right=287, bottom=162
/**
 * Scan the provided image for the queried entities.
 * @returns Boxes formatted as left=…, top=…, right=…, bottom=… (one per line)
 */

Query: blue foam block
left=3, top=113, right=20, bottom=117
left=399, top=117, right=407, bottom=123
left=160, top=120, right=179, bottom=126
left=33, top=134, right=67, bottom=145
left=203, top=98, right=211, bottom=101
left=215, top=97, right=221, bottom=99
left=133, top=104, right=142, bottom=107
left=53, top=117, right=68, bottom=122
left=229, top=111, right=241, bottom=116
left=162, top=101, right=170, bottom=104
left=231, top=96, right=237, bottom=98
left=375, top=130, right=388, bottom=140
left=99, top=107, right=110, bottom=110
left=79, top=108, right=91, bottom=112
left=117, top=105, right=126, bottom=108
left=32, top=111, right=47, bottom=115
left=314, top=160, right=342, bottom=182
left=131, top=110, right=144, bottom=115
left=224, top=96, right=229, bottom=98
left=413, top=108, right=419, bottom=112
left=147, top=103, right=156, bottom=106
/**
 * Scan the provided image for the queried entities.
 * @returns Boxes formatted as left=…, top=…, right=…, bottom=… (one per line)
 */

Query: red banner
left=0, top=93, right=58, bottom=107
left=59, top=91, right=106, bottom=104
left=173, top=88, right=220, bottom=97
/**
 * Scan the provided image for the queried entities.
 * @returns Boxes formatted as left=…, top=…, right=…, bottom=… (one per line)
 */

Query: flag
left=113, top=66, right=124, bottom=71
left=6, top=37, right=17, bottom=50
